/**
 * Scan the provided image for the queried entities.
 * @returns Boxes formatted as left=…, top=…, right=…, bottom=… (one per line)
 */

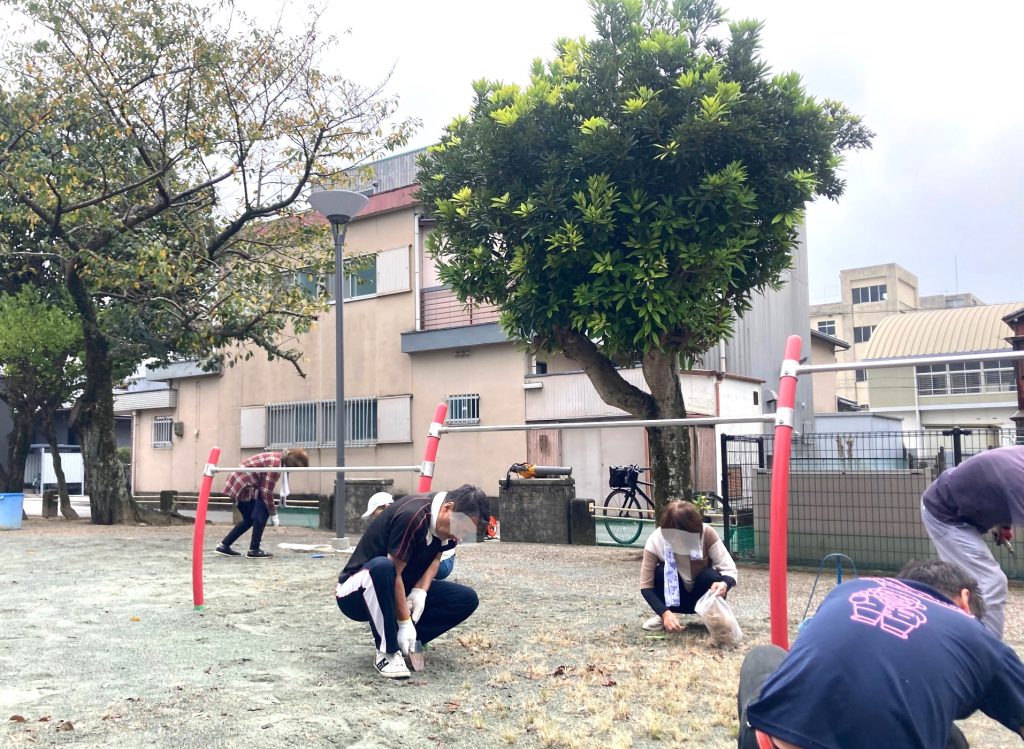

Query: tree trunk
left=640, top=348, right=692, bottom=505
left=43, top=412, right=79, bottom=520
left=553, top=327, right=691, bottom=506
left=3, top=405, right=34, bottom=493
left=66, top=264, right=137, bottom=525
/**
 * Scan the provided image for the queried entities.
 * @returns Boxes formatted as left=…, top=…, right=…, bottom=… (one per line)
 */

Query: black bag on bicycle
left=609, top=465, right=638, bottom=488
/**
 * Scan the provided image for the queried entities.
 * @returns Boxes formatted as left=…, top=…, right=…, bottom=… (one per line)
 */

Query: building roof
left=864, top=302, right=1024, bottom=360
left=810, top=329, right=850, bottom=350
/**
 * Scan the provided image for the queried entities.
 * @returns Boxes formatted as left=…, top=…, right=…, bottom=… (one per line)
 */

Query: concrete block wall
left=498, top=477, right=575, bottom=544
left=749, top=470, right=933, bottom=570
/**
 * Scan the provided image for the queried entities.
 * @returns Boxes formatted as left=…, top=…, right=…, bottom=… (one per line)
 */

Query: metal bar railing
left=440, top=414, right=775, bottom=434
left=796, top=349, right=1024, bottom=375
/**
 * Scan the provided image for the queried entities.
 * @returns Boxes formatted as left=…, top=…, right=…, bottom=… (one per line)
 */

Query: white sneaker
left=374, top=651, right=410, bottom=679
left=642, top=615, right=664, bottom=631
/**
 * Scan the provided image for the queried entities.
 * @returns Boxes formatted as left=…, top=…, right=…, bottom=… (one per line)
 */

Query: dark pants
left=737, top=645, right=787, bottom=749
left=649, top=564, right=728, bottom=614
left=221, top=499, right=269, bottom=552
left=336, top=556, right=478, bottom=654
left=735, top=645, right=970, bottom=749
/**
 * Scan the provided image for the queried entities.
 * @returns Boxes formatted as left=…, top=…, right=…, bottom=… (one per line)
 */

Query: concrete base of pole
left=331, top=536, right=351, bottom=551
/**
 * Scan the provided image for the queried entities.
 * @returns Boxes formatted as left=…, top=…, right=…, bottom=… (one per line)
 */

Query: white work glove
left=269, top=514, right=280, bottom=527
left=407, top=588, right=427, bottom=624
left=397, top=619, right=417, bottom=655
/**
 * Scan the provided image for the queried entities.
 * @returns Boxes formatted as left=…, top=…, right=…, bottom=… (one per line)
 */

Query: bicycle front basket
left=609, top=466, right=636, bottom=488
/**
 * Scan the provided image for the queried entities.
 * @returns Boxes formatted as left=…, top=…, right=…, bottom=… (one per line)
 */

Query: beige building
left=809, top=329, right=852, bottom=413
left=809, top=263, right=991, bottom=410
left=809, top=264, right=921, bottom=407
left=121, top=149, right=786, bottom=502
left=863, top=302, right=1023, bottom=432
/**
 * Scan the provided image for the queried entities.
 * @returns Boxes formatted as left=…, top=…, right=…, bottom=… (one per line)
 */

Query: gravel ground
left=1, top=518, right=1023, bottom=748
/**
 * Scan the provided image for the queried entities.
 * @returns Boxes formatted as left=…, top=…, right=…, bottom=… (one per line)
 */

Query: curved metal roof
left=864, top=302, right=1024, bottom=360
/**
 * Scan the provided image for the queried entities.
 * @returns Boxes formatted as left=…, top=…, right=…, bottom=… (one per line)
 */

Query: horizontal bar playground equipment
left=193, top=342, right=1024, bottom=650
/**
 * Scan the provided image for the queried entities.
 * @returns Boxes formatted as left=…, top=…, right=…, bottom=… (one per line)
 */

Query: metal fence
left=721, top=427, right=1024, bottom=578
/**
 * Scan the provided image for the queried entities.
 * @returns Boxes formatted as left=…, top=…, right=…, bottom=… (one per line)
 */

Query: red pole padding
left=417, top=403, right=448, bottom=493
left=769, top=335, right=803, bottom=649
left=192, top=446, right=221, bottom=610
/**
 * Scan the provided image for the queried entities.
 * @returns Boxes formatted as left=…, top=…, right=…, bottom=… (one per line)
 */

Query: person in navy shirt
left=336, top=484, right=489, bottom=679
left=738, top=560, right=1024, bottom=749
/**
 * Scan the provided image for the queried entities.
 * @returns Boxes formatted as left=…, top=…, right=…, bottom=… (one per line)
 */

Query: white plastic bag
left=694, top=589, right=743, bottom=648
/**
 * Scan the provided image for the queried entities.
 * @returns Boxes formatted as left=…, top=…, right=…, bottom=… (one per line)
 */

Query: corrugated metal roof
left=864, top=302, right=1024, bottom=360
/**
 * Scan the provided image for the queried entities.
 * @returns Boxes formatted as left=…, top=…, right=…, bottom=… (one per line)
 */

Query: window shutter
left=377, top=395, right=412, bottom=443
left=240, top=406, right=267, bottom=448
left=375, top=247, right=410, bottom=295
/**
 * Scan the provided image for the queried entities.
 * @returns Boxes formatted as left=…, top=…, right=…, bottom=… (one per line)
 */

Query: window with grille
left=816, top=320, right=836, bottom=336
left=153, top=417, right=173, bottom=448
left=266, top=397, right=380, bottom=448
left=446, top=394, right=480, bottom=425
left=916, top=360, right=1018, bottom=397
left=853, top=325, right=875, bottom=343
left=852, top=284, right=887, bottom=304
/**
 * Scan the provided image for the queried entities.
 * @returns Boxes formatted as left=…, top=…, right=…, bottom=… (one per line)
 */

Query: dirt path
left=1, top=520, right=1021, bottom=748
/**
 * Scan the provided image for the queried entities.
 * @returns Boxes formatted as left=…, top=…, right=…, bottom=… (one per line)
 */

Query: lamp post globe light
left=309, top=189, right=370, bottom=541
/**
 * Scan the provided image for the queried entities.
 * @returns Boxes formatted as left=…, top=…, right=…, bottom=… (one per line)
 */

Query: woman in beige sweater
left=639, top=499, right=738, bottom=631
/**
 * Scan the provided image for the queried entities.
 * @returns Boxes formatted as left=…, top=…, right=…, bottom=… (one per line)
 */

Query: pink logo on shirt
left=848, top=579, right=929, bottom=639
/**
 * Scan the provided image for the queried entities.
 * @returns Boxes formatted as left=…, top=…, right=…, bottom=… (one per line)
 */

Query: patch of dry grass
left=446, top=629, right=744, bottom=747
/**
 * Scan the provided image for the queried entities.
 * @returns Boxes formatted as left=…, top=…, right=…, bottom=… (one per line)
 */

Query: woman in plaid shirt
left=216, top=448, right=309, bottom=559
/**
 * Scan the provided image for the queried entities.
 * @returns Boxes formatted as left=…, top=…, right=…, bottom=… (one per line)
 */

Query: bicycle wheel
left=602, top=489, right=645, bottom=546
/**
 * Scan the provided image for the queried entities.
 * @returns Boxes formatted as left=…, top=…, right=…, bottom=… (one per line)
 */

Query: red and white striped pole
left=417, top=403, right=448, bottom=492
left=192, top=446, right=221, bottom=610
left=769, top=335, right=802, bottom=649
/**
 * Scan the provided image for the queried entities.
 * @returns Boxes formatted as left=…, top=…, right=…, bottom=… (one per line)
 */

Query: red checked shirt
left=223, top=452, right=281, bottom=513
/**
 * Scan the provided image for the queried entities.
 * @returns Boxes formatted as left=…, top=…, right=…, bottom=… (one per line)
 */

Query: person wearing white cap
left=362, top=491, right=394, bottom=520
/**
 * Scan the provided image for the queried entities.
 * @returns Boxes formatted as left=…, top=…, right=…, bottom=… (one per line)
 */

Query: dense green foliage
left=0, top=286, right=83, bottom=491
left=418, top=0, right=872, bottom=365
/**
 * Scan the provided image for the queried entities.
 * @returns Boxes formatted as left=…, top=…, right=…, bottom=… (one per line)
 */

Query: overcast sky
left=286, top=0, right=1023, bottom=306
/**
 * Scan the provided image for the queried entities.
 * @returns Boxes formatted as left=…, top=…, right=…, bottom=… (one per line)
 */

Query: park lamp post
left=309, top=189, right=370, bottom=541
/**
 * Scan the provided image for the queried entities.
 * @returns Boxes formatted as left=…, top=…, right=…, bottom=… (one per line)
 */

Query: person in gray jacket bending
left=921, top=445, right=1024, bottom=639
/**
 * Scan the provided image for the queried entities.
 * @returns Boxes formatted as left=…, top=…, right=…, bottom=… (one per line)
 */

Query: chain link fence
left=721, top=427, right=1024, bottom=577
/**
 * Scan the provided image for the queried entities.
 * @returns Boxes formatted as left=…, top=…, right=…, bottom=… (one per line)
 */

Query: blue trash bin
left=0, top=492, right=25, bottom=530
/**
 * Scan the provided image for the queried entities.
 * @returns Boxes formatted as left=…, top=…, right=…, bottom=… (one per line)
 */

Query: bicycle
left=602, top=464, right=655, bottom=545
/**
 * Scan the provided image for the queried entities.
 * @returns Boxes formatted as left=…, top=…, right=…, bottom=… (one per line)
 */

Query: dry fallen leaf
left=130, top=616, right=141, bottom=622
left=57, top=720, right=74, bottom=731
left=9, top=715, right=26, bottom=723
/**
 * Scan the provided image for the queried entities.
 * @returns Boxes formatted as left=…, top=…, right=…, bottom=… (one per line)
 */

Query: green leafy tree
left=0, top=0, right=413, bottom=523
left=0, top=286, right=84, bottom=518
left=417, top=0, right=872, bottom=504
left=0, top=206, right=65, bottom=492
